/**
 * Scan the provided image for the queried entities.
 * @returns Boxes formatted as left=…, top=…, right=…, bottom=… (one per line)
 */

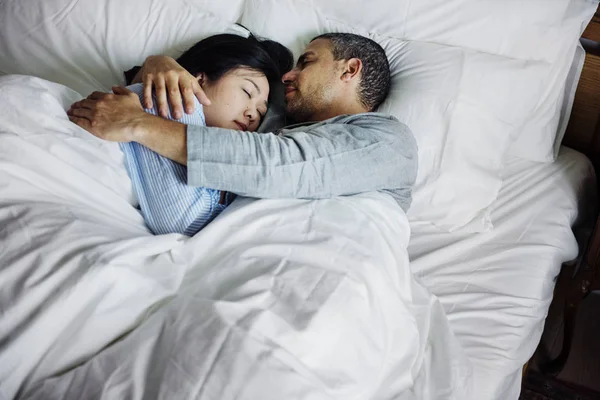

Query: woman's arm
left=119, top=85, right=218, bottom=237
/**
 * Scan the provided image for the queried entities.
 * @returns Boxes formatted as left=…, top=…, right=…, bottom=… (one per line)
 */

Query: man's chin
left=284, top=102, right=305, bottom=122
left=283, top=103, right=295, bottom=118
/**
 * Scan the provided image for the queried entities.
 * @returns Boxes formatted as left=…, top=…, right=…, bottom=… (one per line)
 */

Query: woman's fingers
left=142, top=73, right=154, bottom=109
left=153, top=75, right=169, bottom=118
left=166, top=73, right=184, bottom=119
left=191, top=78, right=211, bottom=107
left=138, top=55, right=207, bottom=118
left=178, top=76, right=211, bottom=116
left=137, top=55, right=211, bottom=118
left=180, top=79, right=197, bottom=115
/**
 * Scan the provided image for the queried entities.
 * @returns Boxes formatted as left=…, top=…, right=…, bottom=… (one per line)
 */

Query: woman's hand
left=139, top=55, right=211, bottom=119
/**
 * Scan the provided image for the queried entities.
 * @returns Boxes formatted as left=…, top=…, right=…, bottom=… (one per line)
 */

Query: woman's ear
left=196, top=72, right=205, bottom=86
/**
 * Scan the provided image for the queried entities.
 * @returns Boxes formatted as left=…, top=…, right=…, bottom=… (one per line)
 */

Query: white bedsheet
left=0, top=75, right=472, bottom=400
left=409, top=147, right=596, bottom=399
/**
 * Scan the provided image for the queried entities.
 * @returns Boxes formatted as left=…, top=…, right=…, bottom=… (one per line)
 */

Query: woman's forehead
left=222, top=68, right=269, bottom=97
left=224, top=67, right=267, bottom=82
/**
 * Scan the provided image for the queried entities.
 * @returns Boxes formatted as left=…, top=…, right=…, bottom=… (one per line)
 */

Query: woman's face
left=200, top=68, right=269, bottom=131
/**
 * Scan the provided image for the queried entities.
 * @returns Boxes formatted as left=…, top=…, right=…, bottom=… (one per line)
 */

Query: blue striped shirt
left=120, top=83, right=232, bottom=236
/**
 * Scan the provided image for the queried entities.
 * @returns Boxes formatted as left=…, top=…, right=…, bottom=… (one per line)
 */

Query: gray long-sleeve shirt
left=186, top=112, right=418, bottom=211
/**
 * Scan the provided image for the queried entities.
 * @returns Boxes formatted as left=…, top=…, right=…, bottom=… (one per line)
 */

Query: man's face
left=281, top=39, right=342, bottom=122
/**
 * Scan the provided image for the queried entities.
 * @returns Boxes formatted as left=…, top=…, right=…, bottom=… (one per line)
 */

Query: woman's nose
left=244, top=107, right=256, bottom=121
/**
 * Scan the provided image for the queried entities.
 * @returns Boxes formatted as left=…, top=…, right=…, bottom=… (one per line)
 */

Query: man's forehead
left=302, top=38, right=332, bottom=56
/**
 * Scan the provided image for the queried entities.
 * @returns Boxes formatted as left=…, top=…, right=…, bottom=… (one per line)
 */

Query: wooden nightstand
left=539, top=212, right=600, bottom=375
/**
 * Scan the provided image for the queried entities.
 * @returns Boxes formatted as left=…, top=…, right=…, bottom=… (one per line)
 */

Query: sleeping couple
left=68, top=31, right=418, bottom=236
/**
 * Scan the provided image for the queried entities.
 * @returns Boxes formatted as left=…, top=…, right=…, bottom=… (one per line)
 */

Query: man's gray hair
left=312, top=32, right=391, bottom=111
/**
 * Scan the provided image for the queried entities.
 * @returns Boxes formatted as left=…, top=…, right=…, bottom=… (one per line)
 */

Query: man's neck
left=312, top=102, right=368, bottom=122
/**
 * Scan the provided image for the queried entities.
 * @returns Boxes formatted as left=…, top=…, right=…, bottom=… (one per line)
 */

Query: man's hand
left=139, top=55, right=211, bottom=119
left=68, top=86, right=149, bottom=142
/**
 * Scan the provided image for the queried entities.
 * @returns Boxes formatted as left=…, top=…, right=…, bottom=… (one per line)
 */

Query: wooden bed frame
left=530, top=5, right=600, bottom=377
left=563, top=7, right=600, bottom=169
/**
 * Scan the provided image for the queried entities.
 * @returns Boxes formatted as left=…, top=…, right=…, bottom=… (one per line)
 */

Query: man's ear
left=341, top=58, right=362, bottom=82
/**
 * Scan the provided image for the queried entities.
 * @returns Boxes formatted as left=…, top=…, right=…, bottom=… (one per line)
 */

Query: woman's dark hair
left=175, top=33, right=293, bottom=96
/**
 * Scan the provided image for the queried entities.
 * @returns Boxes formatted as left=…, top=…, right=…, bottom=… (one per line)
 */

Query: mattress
left=408, top=146, right=597, bottom=399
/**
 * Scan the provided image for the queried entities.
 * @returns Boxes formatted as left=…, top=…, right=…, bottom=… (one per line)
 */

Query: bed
left=0, top=1, right=599, bottom=399
left=410, top=147, right=596, bottom=399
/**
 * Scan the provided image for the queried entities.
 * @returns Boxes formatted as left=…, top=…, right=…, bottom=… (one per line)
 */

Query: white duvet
left=0, top=76, right=471, bottom=400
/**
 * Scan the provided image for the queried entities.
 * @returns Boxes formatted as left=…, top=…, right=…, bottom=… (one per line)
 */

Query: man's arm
left=135, top=117, right=188, bottom=165
left=184, top=114, right=418, bottom=199
left=68, top=91, right=417, bottom=200
left=68, top=87, right=189, bottom=165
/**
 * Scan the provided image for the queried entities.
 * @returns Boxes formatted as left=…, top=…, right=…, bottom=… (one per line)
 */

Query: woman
left=120, top=33, right=293, bottom=236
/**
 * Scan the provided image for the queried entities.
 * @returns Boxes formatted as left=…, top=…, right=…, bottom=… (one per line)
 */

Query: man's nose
left=282, top=68, right=297, bottom=84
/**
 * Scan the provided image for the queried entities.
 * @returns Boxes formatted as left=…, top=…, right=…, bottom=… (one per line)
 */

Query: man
left=68, top=33, right=418, bottom=211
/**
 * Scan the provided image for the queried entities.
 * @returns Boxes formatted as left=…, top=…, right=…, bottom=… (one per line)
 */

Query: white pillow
left=241, top=0, right=596, bottom=231
left=322, top=0, right=596, bottom=163
left=1, top=0, right=595, bottom=231
left=386, top=0, right=594, bottom=163
left=379, top=39, right=545, bottom=231
left=0, top=0, right=246, bottom=96
left=554, top=43, right=587, bottom=159
left=509, top=41, right=587, bottom=162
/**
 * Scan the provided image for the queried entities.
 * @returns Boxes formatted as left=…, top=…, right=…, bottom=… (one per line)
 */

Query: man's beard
left=284, top=91, right=318, bottom=123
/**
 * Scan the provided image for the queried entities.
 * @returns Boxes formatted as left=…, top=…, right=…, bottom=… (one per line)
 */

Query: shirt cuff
left=186, top=124, right=209, bottom=186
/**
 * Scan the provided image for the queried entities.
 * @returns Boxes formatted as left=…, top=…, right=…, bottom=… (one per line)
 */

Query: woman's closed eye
left=242, top=88, right=266, bottom=119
